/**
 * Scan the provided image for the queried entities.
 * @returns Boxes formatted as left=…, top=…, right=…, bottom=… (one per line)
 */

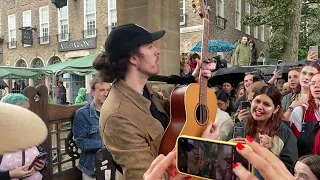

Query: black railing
left=215, top=16, right=228, bottom=29
left=82, top=29, right=97, bottom=38
left=56, top=33, right=70, bottom=42
left=38, top=36, right=51, bottom=44
left=7, top=41, right=17, bottom=49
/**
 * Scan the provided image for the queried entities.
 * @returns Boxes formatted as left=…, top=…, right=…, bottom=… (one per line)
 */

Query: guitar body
left=159, top=83, right=217, bottom=156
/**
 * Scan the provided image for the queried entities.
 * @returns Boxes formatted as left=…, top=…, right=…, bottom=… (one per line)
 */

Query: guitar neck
left=199, top=18, right=210, bottom=106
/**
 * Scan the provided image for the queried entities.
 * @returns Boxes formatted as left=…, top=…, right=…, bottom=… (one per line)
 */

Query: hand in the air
left=192, top=58, right=216, bottom=79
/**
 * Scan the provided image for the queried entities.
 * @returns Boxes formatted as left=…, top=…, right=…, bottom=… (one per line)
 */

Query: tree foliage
left=299, top=1, right=320, bottom=60
left=242, top=0, right=315, bottom=62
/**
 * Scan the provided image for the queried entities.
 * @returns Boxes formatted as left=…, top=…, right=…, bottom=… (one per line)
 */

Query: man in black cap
left=93, top=24, right=218, bottom=179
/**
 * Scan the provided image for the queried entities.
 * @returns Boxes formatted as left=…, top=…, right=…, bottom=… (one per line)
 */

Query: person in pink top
left=0, top=94, right=47, bottom=180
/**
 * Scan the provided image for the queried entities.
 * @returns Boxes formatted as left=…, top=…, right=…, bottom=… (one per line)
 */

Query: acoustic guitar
left=159, top=0, right=217, bottom=157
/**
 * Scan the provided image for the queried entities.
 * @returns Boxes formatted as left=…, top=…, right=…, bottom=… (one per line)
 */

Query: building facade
left=0, top=0, right=117, bottom=103
left=179, top=0, right=269, bottom=62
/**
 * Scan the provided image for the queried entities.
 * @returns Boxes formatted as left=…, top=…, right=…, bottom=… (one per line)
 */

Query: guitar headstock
left=192, top=0, right=209, bottom=19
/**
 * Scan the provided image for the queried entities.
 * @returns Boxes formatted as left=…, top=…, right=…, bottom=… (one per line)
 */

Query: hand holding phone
left=177, top=136, right=253, bottom=180
left=308, top=46, right=318, bottom=60
left=240, top=101, right=251, bottom=112
left=28, top=152, right=47, bottom=171
left=298, top=94, right=308, bottom=101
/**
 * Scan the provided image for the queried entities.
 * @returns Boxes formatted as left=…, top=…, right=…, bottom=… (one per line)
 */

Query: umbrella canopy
left=0, top=79, right=8, bottom=89
left=260, top=63, right=298, bottom=76
left=209, top=66, right=255, bottom=86
left=297, top=59, right=320, bottom=66
left=43, top=53, right=99, bottom=74
left=190, top=40, right=234, bottom=53
left=0, top=68, right=39, bottom=79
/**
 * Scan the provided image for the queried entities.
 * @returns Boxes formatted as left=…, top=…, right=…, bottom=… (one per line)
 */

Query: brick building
left=0, top=0, right=117, bottom=102
left=179, top=0, right=269, bottom=62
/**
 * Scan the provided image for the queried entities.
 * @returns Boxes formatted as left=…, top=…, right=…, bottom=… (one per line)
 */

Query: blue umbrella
left=190, top=40, right=234, bottom=53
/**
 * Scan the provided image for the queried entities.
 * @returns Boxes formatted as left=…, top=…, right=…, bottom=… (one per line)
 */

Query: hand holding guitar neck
left=192, top=58, right=216, bottom=79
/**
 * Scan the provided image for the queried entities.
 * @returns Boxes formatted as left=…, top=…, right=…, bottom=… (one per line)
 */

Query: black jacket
left=0, top=171, right=10, bottom=180
left=227, top=121, right=298, bottom=174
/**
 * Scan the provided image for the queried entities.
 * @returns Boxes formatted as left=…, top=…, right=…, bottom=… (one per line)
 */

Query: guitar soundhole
left=196, top=104, right=208, bottom=125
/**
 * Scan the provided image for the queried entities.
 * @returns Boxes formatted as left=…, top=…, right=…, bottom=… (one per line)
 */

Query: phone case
left=176, top=135, right=255, bottom=180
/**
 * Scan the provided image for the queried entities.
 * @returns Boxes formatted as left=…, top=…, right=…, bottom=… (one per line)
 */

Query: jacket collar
left=114, top=80, right=153, bottom=115
left=89, top=101, right=99, bottom=119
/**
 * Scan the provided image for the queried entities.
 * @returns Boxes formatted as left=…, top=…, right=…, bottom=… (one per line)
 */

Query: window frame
left=23, top=10, right=32, bottom=47
left=8, top=14, right=17, bottom=49
left=180, top=0, right=186, bottom=26
left=83, top=0, right=97, bottom=38
left=39, top=6, right=50, bottom=44
left=235, top=0, right=241, bottom=31
left=107, top=0, right=117, bottom=34
left=58, top=4, right=69, bottom=42
left=245, top=1, right=250, bottom=35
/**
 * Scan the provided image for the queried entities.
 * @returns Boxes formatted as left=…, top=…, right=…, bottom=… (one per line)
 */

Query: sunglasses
left=289, top=67, right=301, bottom=72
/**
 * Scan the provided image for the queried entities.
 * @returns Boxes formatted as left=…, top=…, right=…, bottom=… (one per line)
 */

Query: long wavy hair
left=246, top=85, right=283, bottom=138
left=307, top=72, right=320, bottom=114
left=294, top=62, right=320, bottom=95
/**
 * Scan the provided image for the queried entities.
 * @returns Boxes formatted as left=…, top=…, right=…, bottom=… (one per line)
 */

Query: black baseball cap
left=105, top=24, right=165, bottom=62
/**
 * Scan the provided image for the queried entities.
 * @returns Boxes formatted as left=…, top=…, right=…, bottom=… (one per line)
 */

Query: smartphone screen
left=177, top=137, right=252, bottom=180
left=298, top=94, right=308, bottom=101
left=233, top=127, right=245, bottom=138
left=240, top=101, right=251, bottom=112
left=309, top=46, right=318, bottom=59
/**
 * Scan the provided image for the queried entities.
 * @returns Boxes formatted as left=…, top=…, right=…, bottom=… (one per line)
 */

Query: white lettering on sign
left=180, top=25, right=203, bottom=34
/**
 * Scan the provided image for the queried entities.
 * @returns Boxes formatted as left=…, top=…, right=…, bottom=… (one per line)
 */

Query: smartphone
left=276, top=60, right=283, bottom=78
left=28, top=152, right=47, bottom=170
left=177, top=135, right=253, bottom=180
left=309, top=45, right=318, bottom=59
left=233, top=126, right=245, bottom=138
left=298, top=94, right=308, bottom=101
left=240, top=101, right=251, bottom=112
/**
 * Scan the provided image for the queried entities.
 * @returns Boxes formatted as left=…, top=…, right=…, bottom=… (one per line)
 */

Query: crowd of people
left=0, top=23, right=319, bottom=180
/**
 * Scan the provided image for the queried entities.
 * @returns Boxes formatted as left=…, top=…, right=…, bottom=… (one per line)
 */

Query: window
left=180, top=0, right=186, bottom=26
left=8, top=14, right=16, bottom=49
left=216, top=0, right=225, bottom=28
left=23, top=10, right=32, bottom=47
left=58, top=4, right=69, bottom=41
left=235, top=0, right=241, bottom=30
left=253, top=8, right=258, bottom=38
left=23, top=10, right=31, bottom=28
left=260, top=25, right=265, bottom=41
left=245, top=1, right=250, bottom=34
left=84, top=0, right=96, bottom=38
left=39, top=6, right=49, bottom=44
left=108, top=0, right=117, bottom=34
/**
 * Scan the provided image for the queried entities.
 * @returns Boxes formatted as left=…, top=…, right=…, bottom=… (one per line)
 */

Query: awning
left=0, top=68, right=40, bottom=79
left=43, top=53, right=99, bottom=75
